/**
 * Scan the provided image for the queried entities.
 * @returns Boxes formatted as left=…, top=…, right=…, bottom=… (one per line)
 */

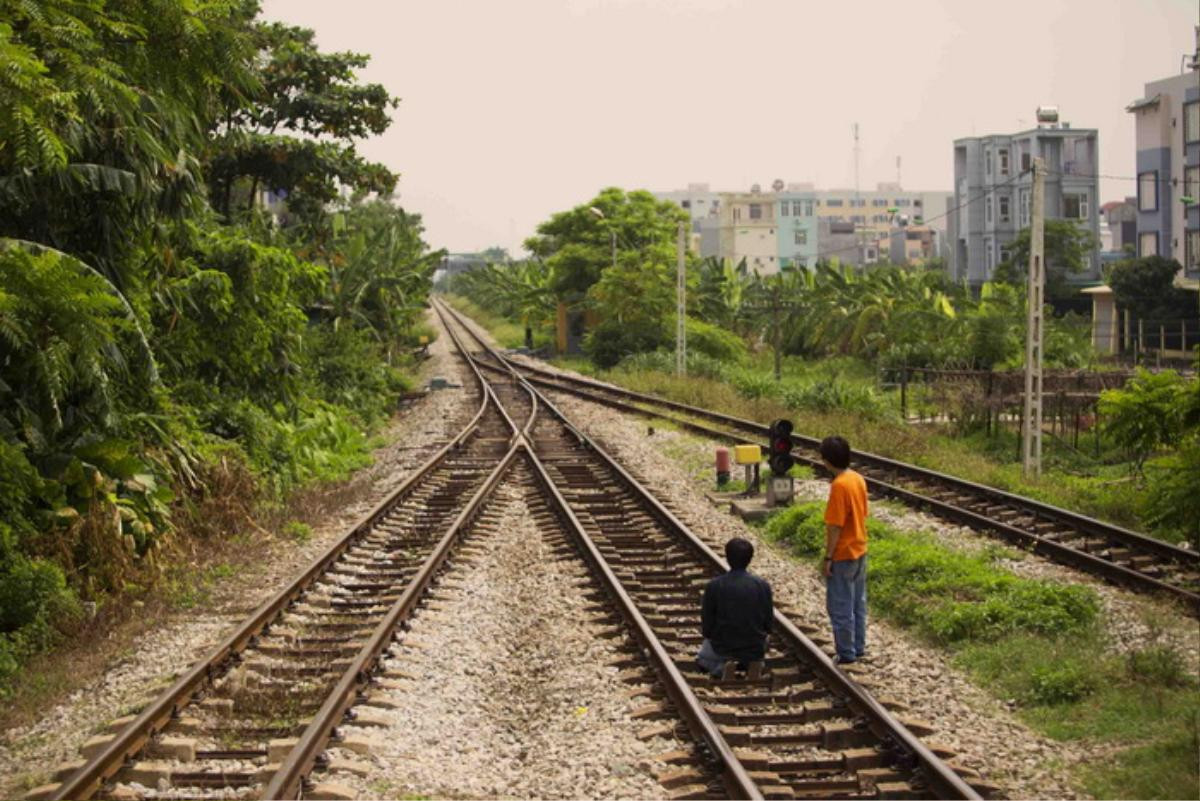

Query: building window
left=985, top=147, right=992, bottom=176
left=1063, top=192, right=1088, bottom=220
left=998, top=148, right=1010, bottom=176
left=749, top=203, right=762, bottom=219
left=851, top=215, right=865, bottom=223
left=1186, top=165, right=1200, bottom=200
left=803, top=201, right=814, bottom=216
left=895, top=199, right=911, bottom=206
left=1138, top=231, right=1158, bottom=258
left=779, top=202, right=789, bottom=217
left=1187, top=229, right=1199, bottom=273
left=1021, top=151, right=1031, bottom=172
left=826, top=199, right=844, bottom=207
left=872, top=198, right=887, bottom=207
left=733, top=207, right=741, bottom=221
left=872, top=214, right=886, bottom=223
left=1186, top=101, right=1199, bottom=144
left=986, top=196, right=993, bottom=224
left=999, top=195, right=1010, bottom=223
left=913, top=199, right=923, bottom=208
left=850, top=198, right=866, bottom=207
left=1138, top=171, right=1158, bottom=211
left=986, top=239, right=994, bottom=270
left=681, top=200, right=691, bottom=209
left=795, top=230, right=808, bottom=245
left=1020, top=190, right=1030, bottom=225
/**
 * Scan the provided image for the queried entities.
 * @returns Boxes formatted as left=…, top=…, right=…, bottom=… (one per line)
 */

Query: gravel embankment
left=0, top=316, right=472, bottom=797
left=312, top=478, right=676, bottom=800
left=502, top=362, right=1195, bottom=801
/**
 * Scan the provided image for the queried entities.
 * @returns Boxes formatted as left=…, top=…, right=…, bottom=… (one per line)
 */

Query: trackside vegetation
left=764, top=503, right=1199, bottom=800
left=0, top=2, right=439, bottom=694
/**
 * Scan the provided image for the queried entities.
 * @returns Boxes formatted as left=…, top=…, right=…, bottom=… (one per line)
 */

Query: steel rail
left=454, top=334, right=1200, bottom=612
left=268, top=308, right=533, bottom=798
left=52, top=331, right=494, bottom=801
left=438, top=299, right=981, bottom=800
left=520, top=445, right=762, bottom=799
left=264, top=444, right=523, bottom=798
left=510, top=358, right=1197, bottom=566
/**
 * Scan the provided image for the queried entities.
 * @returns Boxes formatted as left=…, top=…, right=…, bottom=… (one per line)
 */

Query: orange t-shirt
left=824, top=469, right=868, bottom=560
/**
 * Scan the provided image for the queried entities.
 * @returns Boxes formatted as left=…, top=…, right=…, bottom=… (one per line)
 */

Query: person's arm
left=823, top=524, right=841, bottom=577
left=701, top=580, right=717, bottom=639
left=761, top=582, right=774, bottom=635
left=824, top=480, right=846, bottom=577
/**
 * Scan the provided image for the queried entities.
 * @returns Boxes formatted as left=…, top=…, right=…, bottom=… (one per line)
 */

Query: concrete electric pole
left=1022, top=157, right=1045, bottom=478
left=676, top=220, right=687, bottom=376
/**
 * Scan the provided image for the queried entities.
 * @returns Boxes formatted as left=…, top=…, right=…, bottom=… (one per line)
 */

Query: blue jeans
left=826, top=555, right=867, bottom=661
left=696, top=638, right=727, bottom=677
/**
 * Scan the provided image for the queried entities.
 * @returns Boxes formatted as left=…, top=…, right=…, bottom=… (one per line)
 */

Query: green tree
left=1098, top=369, right=1193, bottom=474
left=206, top=20, right=398, bottom=226
left=994, top=220, right=1099, bottom=300
left=524, top=187, right=687, bottom=300
left=1106, top=256, right=1194, bottom=323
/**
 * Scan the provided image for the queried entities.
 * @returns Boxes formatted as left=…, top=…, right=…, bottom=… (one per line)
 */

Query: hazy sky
left=261, top=0, right=1199, bottom=255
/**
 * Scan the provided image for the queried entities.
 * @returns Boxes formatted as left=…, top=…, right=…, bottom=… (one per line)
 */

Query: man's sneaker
left=833, top=655, right=856, bottom=665
left=719, top=661, right=738, bottom=682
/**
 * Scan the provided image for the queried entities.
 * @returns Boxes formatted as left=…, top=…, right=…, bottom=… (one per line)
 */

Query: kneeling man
left=697, top=537, right=773, bottom=679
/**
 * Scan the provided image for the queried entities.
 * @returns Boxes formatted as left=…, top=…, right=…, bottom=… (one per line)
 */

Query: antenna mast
left=853, top=123, right=860, bottom=199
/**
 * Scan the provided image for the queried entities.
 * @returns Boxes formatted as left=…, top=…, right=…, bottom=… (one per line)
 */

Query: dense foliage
left=0, top=0, right=439, bottom=689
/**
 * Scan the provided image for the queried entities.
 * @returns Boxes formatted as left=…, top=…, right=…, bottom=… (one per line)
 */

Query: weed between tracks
left=765, top=503, right=1200, bottom=800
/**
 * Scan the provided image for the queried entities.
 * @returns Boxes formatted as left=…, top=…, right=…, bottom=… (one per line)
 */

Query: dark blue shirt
left=701, top=568, right=773, bottom=661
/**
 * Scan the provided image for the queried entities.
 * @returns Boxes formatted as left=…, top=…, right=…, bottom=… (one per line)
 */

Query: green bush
left=764, top=503, right=1099, bottom=643
left=683, top=317, right=747, bottom=363
left=617, top=350, right=730, bottom=381
left=1027, top=662, right=1097, bottom=705
left=584, top=317, right=667, bottom=369
left=730, top=371, right=778, bottom=400
left=1140, top=438, right=1200, bottom=548
left=780, top=378, right=889, bottom=418
left=1126, top=645, right=1189, bottom=687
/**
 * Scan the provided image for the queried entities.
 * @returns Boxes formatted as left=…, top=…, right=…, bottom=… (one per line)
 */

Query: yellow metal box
left=733, top=444, right=761, bottom=465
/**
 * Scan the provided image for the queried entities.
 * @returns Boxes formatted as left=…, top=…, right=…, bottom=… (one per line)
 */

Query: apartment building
left=655, top=181, right=951, bottom=272
left=1126, top=36, right=1200, bottom=286
left=950, top=114, right=1101, bottom=285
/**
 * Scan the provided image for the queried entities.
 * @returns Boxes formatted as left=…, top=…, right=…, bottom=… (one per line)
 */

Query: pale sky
left=261, top=0, right=1199, bottom=255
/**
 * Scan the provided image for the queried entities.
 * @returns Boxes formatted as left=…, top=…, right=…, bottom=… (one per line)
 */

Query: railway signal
left=768, top=419, right=795, bottom=476
left=767, top=419, right=796, bottom=506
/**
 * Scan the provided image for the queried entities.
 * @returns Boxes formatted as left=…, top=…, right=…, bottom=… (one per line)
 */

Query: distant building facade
left=654, top=181, right=951, bottom=274
left=951, top=118, right=1101, bottom=285
left=1126, top=39, right=1200, bottom=285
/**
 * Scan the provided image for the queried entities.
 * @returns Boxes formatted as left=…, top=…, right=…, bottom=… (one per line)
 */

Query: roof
left=1125, top=94, right=1161, bottom=112
left=1080, top=285, right=1113, bottom=295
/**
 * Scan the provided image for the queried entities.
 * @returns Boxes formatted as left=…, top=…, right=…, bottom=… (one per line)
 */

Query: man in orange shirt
left=820, top=435, right=869, bottom=665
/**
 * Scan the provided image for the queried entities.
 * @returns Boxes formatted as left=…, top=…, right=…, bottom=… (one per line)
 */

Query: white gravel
left=314, top=476, right=675, bottom=800
left=0, top=312, right=473, bottom=798
left=527, top=376, right=1200, bottom=801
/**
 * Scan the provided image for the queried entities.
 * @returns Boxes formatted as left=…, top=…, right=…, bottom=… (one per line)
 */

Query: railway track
left=43, top=301, right=983, bottom=800
left=435, top=300, right=985, bottom=800
left=447, top=320, right=1199, bottom=614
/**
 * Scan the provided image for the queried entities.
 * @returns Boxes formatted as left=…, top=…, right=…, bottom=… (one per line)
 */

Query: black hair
left=819, top=435, right=851, bottom=469
left=725, top=537, right=754, bottom=570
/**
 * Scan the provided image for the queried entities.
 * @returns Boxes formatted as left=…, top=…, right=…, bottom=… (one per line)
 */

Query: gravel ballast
left=517, top=366, right=1198, bottom=801
left=313, top=477, right=676, bottom=800
left=0, top=317, right=473, bottom=798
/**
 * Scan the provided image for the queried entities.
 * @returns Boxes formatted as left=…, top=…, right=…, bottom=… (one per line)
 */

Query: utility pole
left=676, top=220, right=686, bottom=376
left=1022, top=157, right=1045, bottom=478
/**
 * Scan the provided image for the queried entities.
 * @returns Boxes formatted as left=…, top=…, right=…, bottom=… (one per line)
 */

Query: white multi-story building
left=655, top=181, right=952, bottom=272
